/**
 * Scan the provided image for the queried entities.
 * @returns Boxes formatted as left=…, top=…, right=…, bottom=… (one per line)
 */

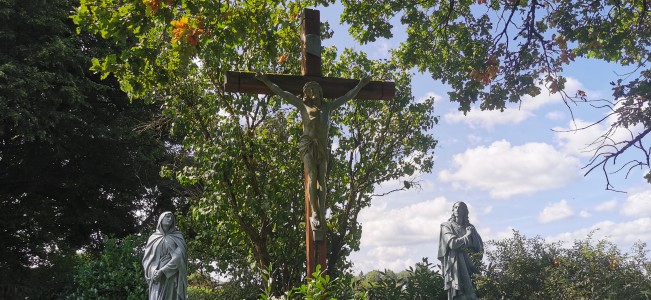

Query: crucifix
left=225, top=8, right=394, bottom=277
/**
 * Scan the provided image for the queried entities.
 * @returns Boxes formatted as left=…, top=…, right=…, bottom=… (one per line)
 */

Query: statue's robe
left=438, top=220, right=483, bottom=300
left=142, top=213, right=188, bottom=300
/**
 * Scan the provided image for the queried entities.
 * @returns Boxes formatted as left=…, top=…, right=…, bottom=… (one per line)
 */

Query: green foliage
left=360, top=258, right=445, bottom=300
left=188, top=286, right=222, bottom=299
left=187, top=271, right=260, bottom=300
left=363, top=271, right=403, bottom=300
left=260, top=265, right=368, bottom=300
left=74, top=0, right=438, bottom=294
left=402, top=258, right=446, bottom=300
left=290, top=265, right=337, bottom=300
left=263, top=258, right=446, bottom=300
left=0, top=253, right=79, bottom=299
left=476, top=230, right=651, bottom=300
left=66, top=235, right=148, bottom=299
left=475, top=231, right=556, bottom=299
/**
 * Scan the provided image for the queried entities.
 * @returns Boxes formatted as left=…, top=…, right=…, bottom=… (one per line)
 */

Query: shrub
left=66, top=235, right=147, bottom=299
left=475, top=230, right=651, bottom=300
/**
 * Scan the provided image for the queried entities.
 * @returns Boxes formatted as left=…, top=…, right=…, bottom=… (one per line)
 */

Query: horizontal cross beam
left=225, top=71, right=395, bottom=100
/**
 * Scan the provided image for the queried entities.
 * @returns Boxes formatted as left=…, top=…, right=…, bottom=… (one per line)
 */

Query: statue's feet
left=310, top=216, right=321, bottom=229
left=310, top=216, right=325, bottom=241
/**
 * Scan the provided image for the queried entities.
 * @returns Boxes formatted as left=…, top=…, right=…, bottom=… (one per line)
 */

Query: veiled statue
left=438, top=201, right=484, bottom=300
left=142, top=212, right=188, bottom=299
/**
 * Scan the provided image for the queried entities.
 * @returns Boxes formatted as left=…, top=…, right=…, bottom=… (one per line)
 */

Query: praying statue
left=255, top=72, right=370, bottom=239
left=142, top=212, right=188, bottom=300
left=438, top=201, right=484, bottom=300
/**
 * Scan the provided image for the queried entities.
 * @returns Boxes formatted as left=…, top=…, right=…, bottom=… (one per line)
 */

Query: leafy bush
left=402, top=258, right=446, bottom=300
left=360, top=258, right=445, bottom=300
left=257, top=259, right=445, bottom=300
left=66, top=235, right=147, bottom=299
left=476, top=230, right=651, bottom=300
left=188, top=271, right=260, bottom=300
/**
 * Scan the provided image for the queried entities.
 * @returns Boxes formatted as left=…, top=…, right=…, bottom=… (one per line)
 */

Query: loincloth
left=299, top=135, right=327, bottom=162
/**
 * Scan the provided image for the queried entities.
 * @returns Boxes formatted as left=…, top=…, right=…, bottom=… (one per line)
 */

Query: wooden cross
left=225, top=8, right=394, bottom=278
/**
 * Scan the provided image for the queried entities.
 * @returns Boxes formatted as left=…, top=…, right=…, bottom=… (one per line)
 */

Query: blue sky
left=316, top=4, right=651, bottom=273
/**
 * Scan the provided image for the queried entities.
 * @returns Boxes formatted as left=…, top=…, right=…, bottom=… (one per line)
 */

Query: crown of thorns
left=303, top=81, right=322, bottom=94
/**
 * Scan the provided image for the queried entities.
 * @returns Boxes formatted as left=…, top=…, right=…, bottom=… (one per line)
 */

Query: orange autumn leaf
left=487, top=55, right=498, bottom=65
left=470, top=65, right=498, bottom=85
left=549, top=80, right=559, bottom=93
left=143, top=0, right=161, bottom=13
left=171, top=16, right=189, bottom=29
left=171, top=17, right=189, bottom=43
left=185, top=28, right=204, bottom=46
left=277, top=54, right=287, bottom=63
left=170, top=16, right=203, bottom=46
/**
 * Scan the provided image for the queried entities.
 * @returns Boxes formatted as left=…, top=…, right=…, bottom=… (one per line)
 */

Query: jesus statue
left=255, top=72, right=371, bottom=239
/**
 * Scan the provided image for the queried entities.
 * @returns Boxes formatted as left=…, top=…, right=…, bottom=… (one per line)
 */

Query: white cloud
left=547, top=218, right=651, bottom=247
left=522, top=77, right=585, bottom=110
left=371, top=39, right=393, bottom=59
left=358, top=197, right=456, bottom=247
left=363, top=246, right=417, bottom=272
left=368, top=246, right=409, bottom=258
left=438, top=140, right=581, bottom=198
left=467, top=134, right=484, bottom=145
left=545, top=111, right=565, bottom=121
left=350, top=197, right=486, bottom=273
left=554, top=115, right=644, bottom=158
left=579, top=210, right=592, bottom=218
left=417, top=91, right=442, bottom=104
left=595, top=199, right=618, bottom=212
left=481, top=226, right=517, bottom=242
left=444, top=108, right=530, bottom=129
left=554, top=119, right=612, bottom=157
left=443, top=77, right=585, bottom=129
left=538, top=200, right=575, bottom=223
left=620, top=190, right=651, bottom=217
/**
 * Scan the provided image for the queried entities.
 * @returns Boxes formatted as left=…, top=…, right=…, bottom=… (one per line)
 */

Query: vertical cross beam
left=301, top=8, right=327, bottom=278
left=225, top=8, right=394, bottom=282
left=301, top=9, right=321, bottom=77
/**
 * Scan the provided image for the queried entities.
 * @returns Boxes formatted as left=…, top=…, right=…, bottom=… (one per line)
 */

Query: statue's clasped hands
left=465, top=226, right=475, bottom=236
left=152, top=269, right=162, bottom=281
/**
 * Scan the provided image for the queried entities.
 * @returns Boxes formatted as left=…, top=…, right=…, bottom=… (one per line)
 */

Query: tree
left=74, top=0, right=437, bottom=294
left=337, top=0, right=651, bottom=189
left=0, top=0, right=181, bottom=295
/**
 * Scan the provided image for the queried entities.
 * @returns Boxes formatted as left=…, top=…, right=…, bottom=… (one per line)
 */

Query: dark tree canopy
left=0, top=0, right=182, bottom=293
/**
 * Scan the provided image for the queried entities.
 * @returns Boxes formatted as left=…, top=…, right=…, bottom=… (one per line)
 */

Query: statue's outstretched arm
left=330, top=75, right=371, bottom=109
left=255, top=72, right=303, bottom=108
